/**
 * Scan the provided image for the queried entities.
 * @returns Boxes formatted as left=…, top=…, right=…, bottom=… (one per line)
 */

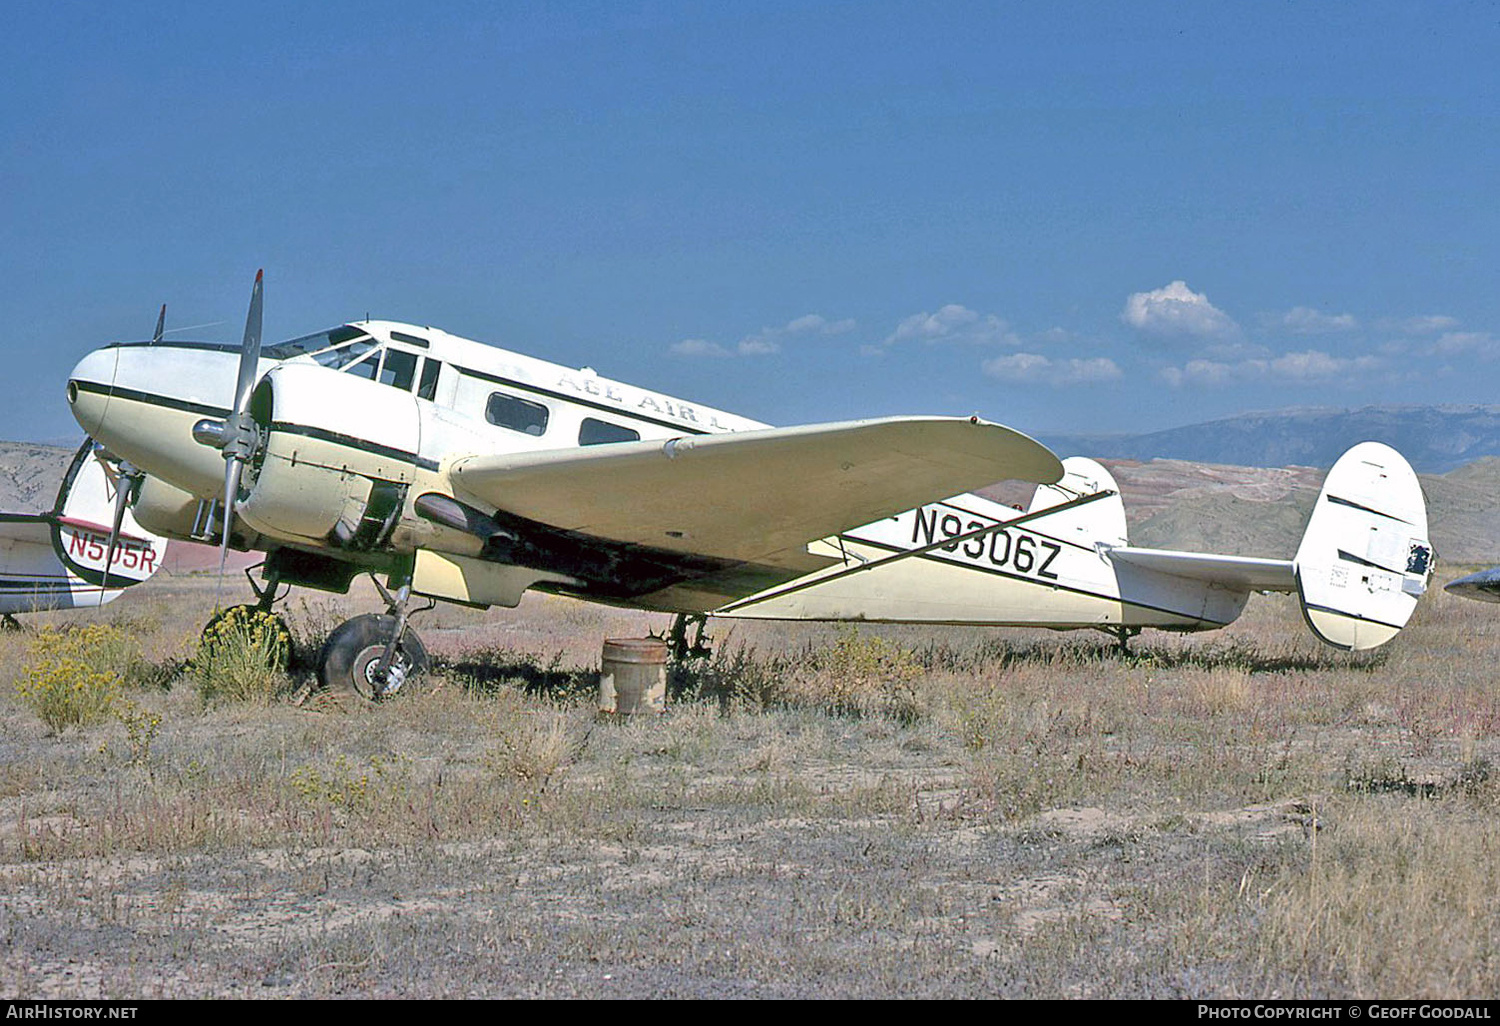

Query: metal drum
left=598, top=637, right=668, bottom=715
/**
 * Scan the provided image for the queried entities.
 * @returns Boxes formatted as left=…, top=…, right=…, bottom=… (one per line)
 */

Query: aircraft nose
left=67, top=347, right=119, bottom=438
left=1445, top=566, right=1500, bottom=603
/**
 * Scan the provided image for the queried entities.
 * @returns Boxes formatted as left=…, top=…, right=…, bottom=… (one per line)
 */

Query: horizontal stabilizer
left=1105, top=548, right=1297, bottom=592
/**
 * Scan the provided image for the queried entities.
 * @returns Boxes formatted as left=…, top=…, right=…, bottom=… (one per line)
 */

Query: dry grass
left=0, top=571, right=1497, bottom=997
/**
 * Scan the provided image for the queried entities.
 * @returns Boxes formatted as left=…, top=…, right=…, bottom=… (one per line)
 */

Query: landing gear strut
left=316, top=574, right=432, bottom=700
left=664, top=613, right=712, bottom=662
left=1100, top=625, right=1141, bottom=656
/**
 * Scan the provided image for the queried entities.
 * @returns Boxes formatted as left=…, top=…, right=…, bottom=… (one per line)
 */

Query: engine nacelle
left=133, top=474, right=206, bottom=541
left=236, top=363, right=423, bottom=550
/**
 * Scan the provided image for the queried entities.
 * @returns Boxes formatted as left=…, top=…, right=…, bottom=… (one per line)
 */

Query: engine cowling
left=235, top=363, right=423, bottom=550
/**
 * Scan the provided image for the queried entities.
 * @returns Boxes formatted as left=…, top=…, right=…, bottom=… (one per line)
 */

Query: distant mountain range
left=1039, top=404, right=1500, bottom=473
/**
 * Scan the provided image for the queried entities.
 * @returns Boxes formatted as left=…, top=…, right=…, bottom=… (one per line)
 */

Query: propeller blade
left=231, top=270, right=264, bottom=417
left=152, top=304, right=166, bottom=344
left=213, top=457, right=244, bottom=609
left=215, top=269, right=264, bottom=607
left=99, top=457, right=136, bottom=592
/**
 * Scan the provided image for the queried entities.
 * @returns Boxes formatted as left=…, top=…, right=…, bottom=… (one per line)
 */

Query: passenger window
left=381, top=349, right=418, bottom=390
left=486, top=392, right=549, bottom=436
left=417, top=359, right=442, bottom=400
left=579, top=418, right=640, bottom=446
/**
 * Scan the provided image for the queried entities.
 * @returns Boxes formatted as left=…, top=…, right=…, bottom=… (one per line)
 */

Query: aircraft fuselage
left=66, top=319, right=1264, bottom=631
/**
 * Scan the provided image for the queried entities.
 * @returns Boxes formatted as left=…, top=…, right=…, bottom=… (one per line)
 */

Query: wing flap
left=448, top=416, right=1062, bottom=568
left=1106, top=546, right=1298, bottom=592
left=0, top=515, right=59, bottom=548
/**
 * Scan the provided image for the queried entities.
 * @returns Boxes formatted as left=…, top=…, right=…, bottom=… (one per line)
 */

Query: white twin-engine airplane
left=0, top=440, right=165, bottom=617
left=65, top=273, right=1433, bottom=698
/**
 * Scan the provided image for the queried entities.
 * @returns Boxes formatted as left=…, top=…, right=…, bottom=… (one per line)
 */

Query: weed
left=670, top=643, right=786, bottom=708
left=484, top=708, right=572, bottom=785
left=289, top=753, right=410, bottom=812
left=1253, top=797, right=1500, bottom=996
left=14, top=625, right=127, bottom=732
left=112, top=699, right=163, bottom=767
left=189, top=606, right=291, bottom=706
left=709, top=627, right=927, bottom=722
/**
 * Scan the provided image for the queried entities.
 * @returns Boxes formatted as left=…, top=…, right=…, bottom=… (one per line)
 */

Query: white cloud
left=1426, top=331, right=1497, bottom=358
left=983, top=353, right=1122, bottom=387
left=1277, top=306, right=1358, bottom=335
left=883, top=304, right=1018, bottom=347
left=1160, top=349, right=1382, bottom=387
left=1159, top=359, right=1246, bottom=388
left=1379, top=314, right=1461, bottom=335
left=737, top=313, right=857, bottom=356
left=784, top=313, right=856, bottom=336
left=1122, top=280, right=1238, bottom=340
left=670, top=338, right=729, bottom=358
left=1268, top=349, right=1376, bottom=381
left=672, top=312, right=855, bottom=359
left=737, top=336, right=780, bottom=356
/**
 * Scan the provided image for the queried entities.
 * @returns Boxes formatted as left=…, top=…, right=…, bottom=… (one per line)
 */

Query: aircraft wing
left=447, top=416, right=1063, bottom=569
left=1105, top=547, right=1298, bottom=592
left=0, top=516, right=57, bottom=549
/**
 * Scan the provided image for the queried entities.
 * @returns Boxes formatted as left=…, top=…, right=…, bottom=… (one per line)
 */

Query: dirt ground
left=1, top=567, right=1498, bottom=998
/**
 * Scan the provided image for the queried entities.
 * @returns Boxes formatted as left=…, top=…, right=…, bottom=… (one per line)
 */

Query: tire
left=201, top=604, right=293, bottom=672
left=317, top=613, right=430, bottom=701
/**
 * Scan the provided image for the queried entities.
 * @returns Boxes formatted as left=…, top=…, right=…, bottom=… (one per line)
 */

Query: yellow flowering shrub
left=191, top=606, right=291, bottom=705
left=15, top=625, right=126, bottom=732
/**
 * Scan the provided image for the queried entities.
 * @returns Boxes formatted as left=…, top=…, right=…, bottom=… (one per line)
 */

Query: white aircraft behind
left=64, top=273, right=1432, bottom=696
left=1445, top=567, right=1500, bottom=603
left=0, top=441, right=165, bottom=617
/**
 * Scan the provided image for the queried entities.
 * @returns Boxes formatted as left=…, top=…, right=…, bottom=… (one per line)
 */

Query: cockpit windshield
left=313, top=339, right=381, bottom=370
left=263, top=325, right=370, bottom=360
left=261, top=324, right=432, bottom=397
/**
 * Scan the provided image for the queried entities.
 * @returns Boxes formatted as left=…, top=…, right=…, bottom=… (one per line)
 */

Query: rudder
left=1293, top=442, right=1432, bottom=650
left=48, top=442, right=165, bottom=597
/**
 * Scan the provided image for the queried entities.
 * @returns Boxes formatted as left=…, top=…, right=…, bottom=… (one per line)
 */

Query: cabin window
left=579, top=418, right=640, bottom=446
left=486, top=392, right=549, bottom=436
left=417, top=358, right=442, bottom=400
left=380, top=349, right=419, bottom=390
left=390, top=330, right=430, bottom=348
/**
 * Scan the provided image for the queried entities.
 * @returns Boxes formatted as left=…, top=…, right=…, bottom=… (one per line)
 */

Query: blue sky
left=4, top=1, right=1498, bottom=444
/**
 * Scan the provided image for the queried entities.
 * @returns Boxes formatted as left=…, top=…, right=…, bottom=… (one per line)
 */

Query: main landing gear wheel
left=201, top=604, right=294, bottom=672
left=317, top=613, right=430, bottom=701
